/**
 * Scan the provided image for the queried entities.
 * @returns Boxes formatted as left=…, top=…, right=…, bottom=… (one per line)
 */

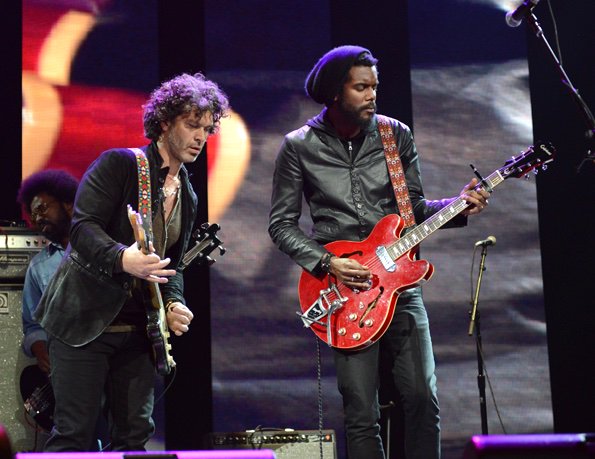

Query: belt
left=104, top=325, right=139, bottom=333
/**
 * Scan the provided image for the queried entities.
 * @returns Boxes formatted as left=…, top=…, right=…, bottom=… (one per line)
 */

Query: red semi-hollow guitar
left=298, top=142, right=555, bottom=350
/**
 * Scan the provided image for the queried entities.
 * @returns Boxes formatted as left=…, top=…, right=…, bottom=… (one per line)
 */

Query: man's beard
left=337, top=99, right=376, bottom=129
left=39, top=211, right=70, bottom=245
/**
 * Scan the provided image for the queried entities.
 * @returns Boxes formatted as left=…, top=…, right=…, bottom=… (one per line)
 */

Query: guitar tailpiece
left=295, top=311, right=327, bottom=328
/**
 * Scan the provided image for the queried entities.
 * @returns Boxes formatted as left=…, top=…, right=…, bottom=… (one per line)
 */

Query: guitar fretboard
left=387, top=170, right=504, bottom=261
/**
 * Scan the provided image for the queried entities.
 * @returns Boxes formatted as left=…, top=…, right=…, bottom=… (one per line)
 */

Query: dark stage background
left=3, top=1, right=594, bottom=458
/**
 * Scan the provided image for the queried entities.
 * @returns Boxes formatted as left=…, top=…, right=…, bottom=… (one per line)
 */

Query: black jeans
left=45, top=331, right=155, bottom=451
left=333, top=288, right=440, bottom=459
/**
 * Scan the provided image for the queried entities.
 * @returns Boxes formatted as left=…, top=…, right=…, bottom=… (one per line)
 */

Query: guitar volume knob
left=364, top=319, right=374, bottom=327
left=338, top=327, right=346, bottom=336
left=348, top=313, right=358, bottom=321
left=352, top=333, right=361, bottom=341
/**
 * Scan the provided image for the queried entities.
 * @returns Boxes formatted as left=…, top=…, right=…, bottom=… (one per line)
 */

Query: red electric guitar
left=297, top=142, right=555, bottom=350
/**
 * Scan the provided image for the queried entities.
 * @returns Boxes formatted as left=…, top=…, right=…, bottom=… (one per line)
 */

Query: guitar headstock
left=180, top=222, right=226, bottom=270
left=500, top=142, right=556, bottom=180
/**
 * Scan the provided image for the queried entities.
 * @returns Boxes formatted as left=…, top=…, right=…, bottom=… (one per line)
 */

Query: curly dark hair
left=143, top=73, right=230, bottom=141
left=17, top=169, right=79, bottom=214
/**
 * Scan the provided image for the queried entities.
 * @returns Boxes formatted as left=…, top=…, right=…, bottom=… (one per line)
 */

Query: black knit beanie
left=305, top=45, right=375, bottom=105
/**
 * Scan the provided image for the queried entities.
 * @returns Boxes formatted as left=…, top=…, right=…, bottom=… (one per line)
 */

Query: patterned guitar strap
left=377, top=115, right=416, bottom=228
left=129, top=148, right=152, bottom=225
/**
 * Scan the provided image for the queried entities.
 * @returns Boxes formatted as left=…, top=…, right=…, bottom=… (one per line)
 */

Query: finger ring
left=351, top=277, right=355, bottom=282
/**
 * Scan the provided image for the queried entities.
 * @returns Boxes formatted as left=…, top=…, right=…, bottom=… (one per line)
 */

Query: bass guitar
left=127, top=207, right=225, bottom=375
left=297, top=142, right=555, bottom=350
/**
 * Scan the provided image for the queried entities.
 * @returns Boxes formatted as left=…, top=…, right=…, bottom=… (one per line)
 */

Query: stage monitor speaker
left=17, top=451, right=276, bottom=459
left=462, top=433, right=595, bottom=458
left=208, top=430, right=337, bottom=459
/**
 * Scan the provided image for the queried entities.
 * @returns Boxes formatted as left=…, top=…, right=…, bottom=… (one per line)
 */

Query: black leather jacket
left=36, top=142, right=198, bottom=346
left=269, top=110, right=465, bottom=274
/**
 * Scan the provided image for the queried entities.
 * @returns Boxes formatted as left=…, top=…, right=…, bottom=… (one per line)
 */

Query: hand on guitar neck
left=458, top=177, right=491, bottom=216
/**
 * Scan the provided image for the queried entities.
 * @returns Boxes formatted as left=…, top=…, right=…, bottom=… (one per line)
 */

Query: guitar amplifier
left=208, top=429, right=337, bottom=459
left=0, top=227, right=48, bottom=281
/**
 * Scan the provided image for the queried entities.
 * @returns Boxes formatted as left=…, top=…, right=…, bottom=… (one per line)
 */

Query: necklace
left=163, top=185, right=180, bottom=198
left=163, top=174, right=180, bottom=198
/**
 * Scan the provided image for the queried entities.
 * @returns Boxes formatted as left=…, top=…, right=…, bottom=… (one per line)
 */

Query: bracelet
left=320, top=253, right=334, bottom=274
left=165, top=300, right=177, bottom=313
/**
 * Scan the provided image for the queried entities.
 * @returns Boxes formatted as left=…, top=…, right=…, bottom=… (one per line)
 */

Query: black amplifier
left=208, top=429, right=337, bottom=459
left=0, top=227, right=47, bottom=281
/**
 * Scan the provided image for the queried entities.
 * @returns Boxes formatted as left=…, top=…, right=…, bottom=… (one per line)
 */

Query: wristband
left=320, top=252, right=334, bottom=273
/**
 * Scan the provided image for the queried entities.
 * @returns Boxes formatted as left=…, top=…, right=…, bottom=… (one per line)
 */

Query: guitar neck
left=180, top=239, right=210, bottom=271
left=388, top=169, right=504, bottom=260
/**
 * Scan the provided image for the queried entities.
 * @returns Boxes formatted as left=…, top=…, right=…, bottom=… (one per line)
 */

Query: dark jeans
left=333, top=288, right=440, bottom=459
left=45, top=331, right=156, bottom=451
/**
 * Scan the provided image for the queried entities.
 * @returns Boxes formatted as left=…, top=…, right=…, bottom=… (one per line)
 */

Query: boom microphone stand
left=525, top=11, right=595, bottom=170
left=468, top=238, right=494, bottom=434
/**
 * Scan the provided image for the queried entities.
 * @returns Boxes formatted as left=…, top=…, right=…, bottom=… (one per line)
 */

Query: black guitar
left=20, top=364, right=54, bottom=432
left=128, top=206, right=225, bottom=375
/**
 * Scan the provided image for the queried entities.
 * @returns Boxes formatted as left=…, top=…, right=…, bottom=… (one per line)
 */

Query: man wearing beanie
left=269, top=46, right=490, bottom=459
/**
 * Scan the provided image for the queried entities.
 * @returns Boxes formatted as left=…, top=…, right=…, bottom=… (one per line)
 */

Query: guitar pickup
left=376, top=245, right=396, bottom=272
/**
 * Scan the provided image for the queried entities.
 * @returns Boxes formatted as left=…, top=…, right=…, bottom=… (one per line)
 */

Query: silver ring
left=351, top=277, right=355, bottom=282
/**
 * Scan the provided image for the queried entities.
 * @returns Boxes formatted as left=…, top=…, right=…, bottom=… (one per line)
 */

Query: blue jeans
left=45, top=331, right=155, bottom=451
left=333, top=288, right=440, bottom=459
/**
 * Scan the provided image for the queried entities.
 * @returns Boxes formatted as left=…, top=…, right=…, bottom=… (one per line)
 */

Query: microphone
left=475, top=236, right=497, bottom=247
left=505, top=0, right=540, bottom=28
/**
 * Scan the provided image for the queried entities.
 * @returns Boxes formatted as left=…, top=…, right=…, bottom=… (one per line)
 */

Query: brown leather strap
left=377, top=115, right=416, bottom=228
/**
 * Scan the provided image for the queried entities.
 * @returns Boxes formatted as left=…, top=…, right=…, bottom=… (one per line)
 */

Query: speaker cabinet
left=0, top=286, right=48, bottom=452
left=0, top=229, right=48, bottom=452
left=208, top=430, right=337, bottom=459
left=463, top=433, right=595, bottom=458
left=17, top=451, right=276, bottom=459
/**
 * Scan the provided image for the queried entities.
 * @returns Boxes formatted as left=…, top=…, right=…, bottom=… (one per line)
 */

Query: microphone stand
left=525, top=12, right=595, bottom=170
left=468, top=244, right=491, bottom=434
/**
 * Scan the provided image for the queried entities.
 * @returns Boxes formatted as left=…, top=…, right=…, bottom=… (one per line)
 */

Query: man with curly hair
left=18, top=170, right=78, bottom=374
left=36, top=73, right=229, bottom=451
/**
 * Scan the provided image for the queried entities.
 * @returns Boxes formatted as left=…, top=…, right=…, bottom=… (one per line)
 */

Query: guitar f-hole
left=359, top=286, right=384, bottom=327
left=340, top=250, right=363, bottom=259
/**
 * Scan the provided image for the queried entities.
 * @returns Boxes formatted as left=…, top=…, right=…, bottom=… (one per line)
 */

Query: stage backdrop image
left=17, top=1, right=560, bottom=458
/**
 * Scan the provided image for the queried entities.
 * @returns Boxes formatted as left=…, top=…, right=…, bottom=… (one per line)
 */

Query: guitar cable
left=315, top=336, right=325, bottom=459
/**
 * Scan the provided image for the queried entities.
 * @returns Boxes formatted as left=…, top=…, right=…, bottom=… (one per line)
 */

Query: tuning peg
left=542, top=164, right=548, bottom=171
left=533, top=169, right=539, bottom=175
left=218, top=245, right=226, bottom=255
